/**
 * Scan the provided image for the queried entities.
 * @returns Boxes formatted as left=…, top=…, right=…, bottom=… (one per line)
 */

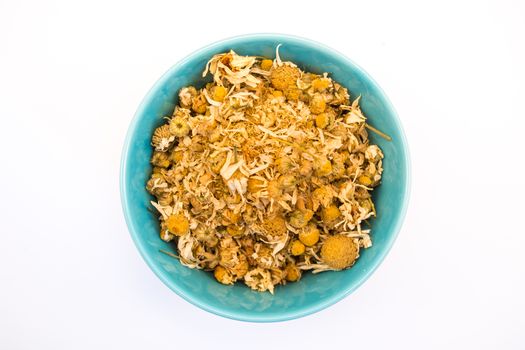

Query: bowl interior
left=121, top=35, right=410, bottom=322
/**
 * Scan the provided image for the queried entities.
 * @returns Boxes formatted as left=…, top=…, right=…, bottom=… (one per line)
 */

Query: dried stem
left=159, top=249, right=179, bottom=259
left=365, top=123, right=392, bottom=141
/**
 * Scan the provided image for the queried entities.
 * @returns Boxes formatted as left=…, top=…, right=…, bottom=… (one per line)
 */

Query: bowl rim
left=120, top=33, right=411, bottom=322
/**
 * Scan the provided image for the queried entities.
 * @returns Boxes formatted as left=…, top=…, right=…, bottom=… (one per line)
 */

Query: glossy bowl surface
left=120, top=34, right=410, bottom=322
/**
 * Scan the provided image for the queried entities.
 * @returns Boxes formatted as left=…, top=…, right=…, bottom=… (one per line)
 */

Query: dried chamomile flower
left=242, top=204, right=258, bottom=225
left=226, top=224, right=245, bottom=237
left=221, top=208, right=241, bottom=225
left=267, top=179, right=283, bottom=200
left=270, top=89, right=283, bottom=98
left=284, top=87, right=301, bottom=102
left=179, top=86, right=197, bottom=108
left=275, top=156, right=295, bottom=174
left=159, top=221, right=175, bottom=242
left=151, top=166, right=166, bottom=175
left=260, top=214, right=287, bottom=237
left=225, top=193, right=242, bottom=206
left=280, top=174, right=297, bottom=192
left=312, top=77, right=331, bottom=92
left=315, top=109, right=336, bottom=129
left=299, top=224, right=320, bottom=247
left=151, top=151, right=171, bottom=168
left=365, top=145, right=384, bottom=162
left=244, top=268, right=274, bottom=293
left=295, top=195, right=311, bottom=211
left=165, top=213, right=189, bottom=236
left=247, top=177, right=265, bottom=193
left=194, top=225, right=219, bottom=247
left=320, top=235, right=359, bottom=269
left=284, top=263, right=302, bottom=282
left=211, top=85, right=228, bottom=102
left=214, top=266, right=234, bottom=285
left=172, top=106, right=192, bottom=119
left=146, top=174, right=167, bottom=196
left=170, top=149, right=183, bottom=163
left=321, top=204, right=341, bottom=226
left=357, top=175, right=373, bottom=186
left=169, top=117, right=190, bottom=138
left=230, top=254, right=249, bottom=278
left=270, top=65, right=301, bottom=91
left=260, top=59, right=273, bottom=71
left=290, top=240, right=306, bottom=256
left=310, top=94, right=326, bottom=114
left=218, top=237, right=241, bottom=269
left=314, top=156, right=332, bottom=177
left=330, top=152, right=346, bottom=179
left=299, top=159, right=313, bottom=177
left=359, top=198, right=373, bottom=213
left=192, top=93, right=208, bottom=114
left=312, top=185, right=335, bottom=211
left=289, top=209, right=314, bottom=229
left=331, top=83, right=350, bottom=105
left=151, top=124, right=175, bottom=151
left=270, top=268, right=285, bottom=286
left=253, top=245, right=274, bottom=269
left=157, top=192, right=173, bottom=206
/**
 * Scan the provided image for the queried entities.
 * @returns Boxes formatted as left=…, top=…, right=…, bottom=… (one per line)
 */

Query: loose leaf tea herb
left=146, top=47, right=385, bottom=293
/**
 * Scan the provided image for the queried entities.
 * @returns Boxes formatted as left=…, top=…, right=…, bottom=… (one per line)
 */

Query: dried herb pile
left=147, top=47, right=384, bottom=293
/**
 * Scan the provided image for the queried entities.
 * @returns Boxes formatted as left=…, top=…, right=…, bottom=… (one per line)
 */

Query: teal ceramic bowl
left=120, top=34, right=410, bottom=322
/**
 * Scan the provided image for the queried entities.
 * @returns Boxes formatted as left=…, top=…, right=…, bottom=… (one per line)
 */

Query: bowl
left=120, top=34, right=410, bottom=322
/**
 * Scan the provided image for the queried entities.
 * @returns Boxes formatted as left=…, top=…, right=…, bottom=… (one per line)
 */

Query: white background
left=1, top=0, right=524, bottom=349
